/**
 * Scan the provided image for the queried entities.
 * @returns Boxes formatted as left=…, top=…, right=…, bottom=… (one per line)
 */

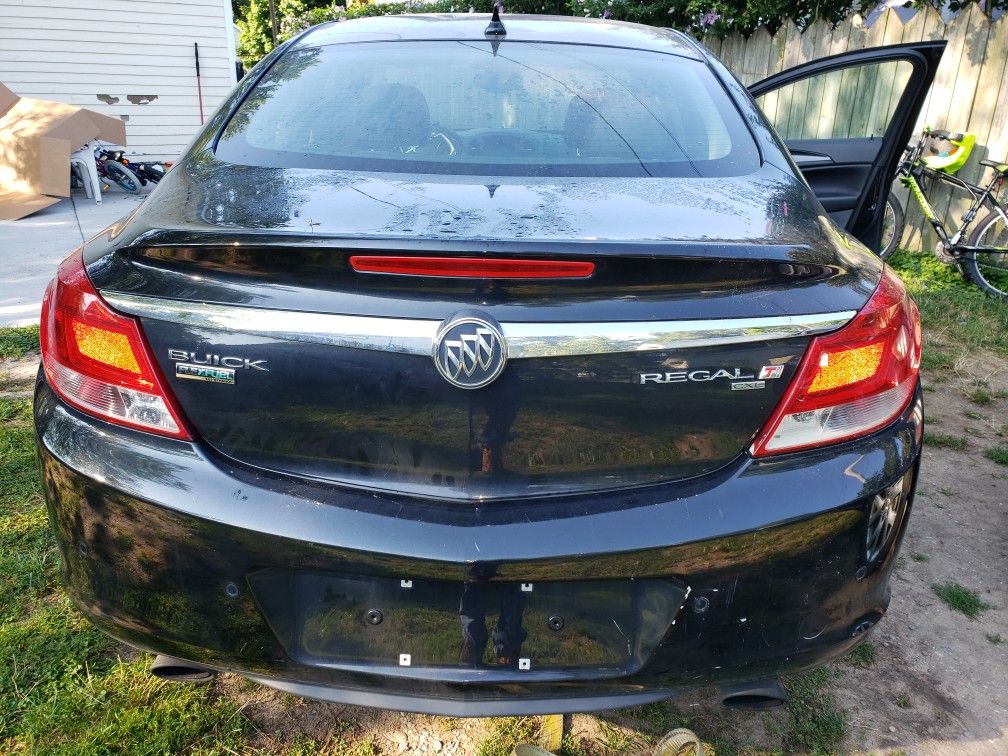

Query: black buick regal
left=35, top=14, right=941, bottom=715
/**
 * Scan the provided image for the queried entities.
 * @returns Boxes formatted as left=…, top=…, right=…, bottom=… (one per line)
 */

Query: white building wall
left=0, top=0, right=238, bottom=160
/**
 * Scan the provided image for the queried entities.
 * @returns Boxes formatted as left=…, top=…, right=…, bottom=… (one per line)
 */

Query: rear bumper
left=35, top=379, right=922, bottom=716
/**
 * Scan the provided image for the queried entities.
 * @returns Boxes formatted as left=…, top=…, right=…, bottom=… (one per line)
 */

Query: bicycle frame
left=896, top=132, right=1008, bottom=254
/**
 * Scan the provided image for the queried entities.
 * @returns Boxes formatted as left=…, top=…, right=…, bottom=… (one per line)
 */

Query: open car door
left=749, top=41, right=945, bottom=252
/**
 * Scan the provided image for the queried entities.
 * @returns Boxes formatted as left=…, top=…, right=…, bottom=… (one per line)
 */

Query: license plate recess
left=250, top=570, right=687, bottom=678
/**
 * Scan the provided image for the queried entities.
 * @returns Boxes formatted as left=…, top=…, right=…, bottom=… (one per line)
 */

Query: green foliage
left=909, top=0, right=1008, bottom=20
left=922, top=432, right=967, bottom=451
left=932, top=582, right=992, bottom=617
left=888, top=249, right=1008, bottom=356
left=3, top=628, right=248, bottom=753
left=783, top=667, right=846, bottom=754
left=476, top=717, right=540, bottom=756
left=236, top=0, right=276, bottom=67
left=969, top=385, right=993, bottom=405
left=558, top=732, right=592, bottom=756
left=984, top=445, right=1008, bottom=465
left=0, top=403, right=49, bottom=624
left=567, top=0, right=871, bottom=36
left=920, top=349, right=955, bottom=370
left=0, top=325, right=39, bottom=359
left=0, top=397, right=249, bottom=753
left=0, top=396, right=251, bottom=753
left=233, top=0, right=880, bottom=68
left=0, top=397, right=31, bottom=423
left=845, top=642, right=876, bottom=667
left=0, top=401, right=283, bottom=750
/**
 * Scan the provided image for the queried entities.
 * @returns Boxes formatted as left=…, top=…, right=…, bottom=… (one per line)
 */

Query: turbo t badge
left=433, top=314, right=507, bottom=389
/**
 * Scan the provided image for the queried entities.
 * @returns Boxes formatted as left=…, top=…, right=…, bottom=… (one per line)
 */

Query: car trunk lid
left=85, top=162, right=876, bottom=499
left=97, top=241, right=861, bottom=501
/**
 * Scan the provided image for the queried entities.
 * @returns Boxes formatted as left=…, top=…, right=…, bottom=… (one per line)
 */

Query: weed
left=0, top=396, right=32, bottom=423
left=984, top=446, right=1008, bottom=465
left=476, top=717, right=540, bottom=756
left=343, top=738, right=377, bottom=756
left=608, top=702, right=741, bottom=754
left=2, top=631, right=249, bottom=752
left=920, top=350, right=955, bottom=370
left=596, top=720, right=637, bottom=753
left=969, top=386, right=993, bottom=405
left=286, top=735, right=321, bottom=755
left=910, top=552, right=929, bottom=562
left=846, top=642, right=876, bottom=667
left=985, top=633, right=1003, bottom=645
left=932, top=582, right=992, bottom=618
left=923, top=432, right=967, bottom=451
left=782, top=667, right=846, bottom=754
left=963, top=409, right=983, bottom=420
left=557, top=733, right=592, bottom=756
left=0, top=326, right=40, bottom=359
left=894, top=694, right=911, bottom=709
left=620, top=701, right=676, bottom=734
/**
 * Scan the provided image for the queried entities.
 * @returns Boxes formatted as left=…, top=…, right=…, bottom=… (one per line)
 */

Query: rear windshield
left=216, top=41, right=760, bottom=178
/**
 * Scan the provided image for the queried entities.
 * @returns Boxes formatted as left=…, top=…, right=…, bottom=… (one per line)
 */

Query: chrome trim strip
left=502, top=313, right=854, bottom=357
left=103, top=292, right=438, bottom=355
left=102, top=291, right=854, bottom=358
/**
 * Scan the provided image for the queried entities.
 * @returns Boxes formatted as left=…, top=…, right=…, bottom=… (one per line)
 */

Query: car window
left=216, top=41, right=760, bottom=178
left=755, top=59, right=914, bottom=141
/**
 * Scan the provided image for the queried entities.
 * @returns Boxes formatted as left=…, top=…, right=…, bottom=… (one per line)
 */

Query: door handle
left=791, top=153, right=836, bottom=167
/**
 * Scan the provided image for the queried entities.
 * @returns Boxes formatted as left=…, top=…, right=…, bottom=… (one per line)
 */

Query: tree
left=564, top=0, right=877, bottom=36
left=910, top=0, right=1008, bottom=19
left=236, top=0, right=276, bottom=67
left=234, top=0, right=907, bottom=69
left=236, top=0, right=338, bottom=67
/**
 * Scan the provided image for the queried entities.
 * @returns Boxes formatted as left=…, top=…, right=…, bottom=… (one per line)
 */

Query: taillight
left=751, top=267, right=921, bottom=456
left=40, top=249, right=191, bottom=440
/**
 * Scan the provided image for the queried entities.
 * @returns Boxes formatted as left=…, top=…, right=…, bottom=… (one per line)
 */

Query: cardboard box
left=0, top=82, right=126, bottom=221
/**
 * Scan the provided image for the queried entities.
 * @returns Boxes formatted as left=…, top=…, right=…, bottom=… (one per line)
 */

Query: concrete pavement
left=0, top=186, right=152, bottom=327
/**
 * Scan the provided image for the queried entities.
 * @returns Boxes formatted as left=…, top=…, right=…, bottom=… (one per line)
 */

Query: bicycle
left=94, top=144, right=141, bottom=194
left=878, top=127, right=1008, bottom=299
left=102, top=147, right=170, bottom=186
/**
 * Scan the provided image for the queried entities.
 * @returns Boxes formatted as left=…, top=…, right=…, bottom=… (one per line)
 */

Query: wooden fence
left=701, top=4, right=1008, bottom=253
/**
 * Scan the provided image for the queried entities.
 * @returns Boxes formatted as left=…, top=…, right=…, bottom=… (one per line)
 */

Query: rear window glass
left=216, top=41, right=760, bottom=178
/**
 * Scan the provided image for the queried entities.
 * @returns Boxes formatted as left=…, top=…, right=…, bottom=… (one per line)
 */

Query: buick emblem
left=433, top=314, right=507, bottom=389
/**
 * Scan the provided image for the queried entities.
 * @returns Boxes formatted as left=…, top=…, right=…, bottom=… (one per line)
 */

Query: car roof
left=295, top=14, right=702, bottom=59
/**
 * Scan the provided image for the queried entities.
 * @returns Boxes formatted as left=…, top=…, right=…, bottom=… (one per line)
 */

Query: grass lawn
left=1, top=250, right=1006, bottom=754
left=887, top=249, right=1008, bottom=358
left=1, top=393, right=249, bottom=753
left=0, top=326, right=40, bottom=360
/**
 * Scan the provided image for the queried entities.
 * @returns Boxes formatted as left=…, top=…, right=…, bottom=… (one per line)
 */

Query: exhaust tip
left=719, top=677, right=788, bottom=709
left=150, top=654, right=216, bottom=684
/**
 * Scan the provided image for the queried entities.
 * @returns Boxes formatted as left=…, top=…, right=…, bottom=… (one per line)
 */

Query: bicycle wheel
left=964, top=211, right=1008, bottom=298
left=104, top=161, right=140, bottom=193
left=878, top=193, right=904, bottom=260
